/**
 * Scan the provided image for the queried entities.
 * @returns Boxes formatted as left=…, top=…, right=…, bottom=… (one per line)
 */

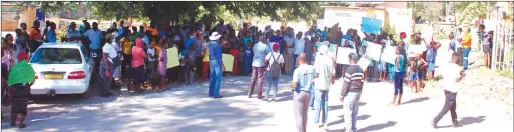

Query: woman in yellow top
left=120, top=35, right=132, bottom=80
left=202, top=46, right=210, bottom=82
left=461, top=28, right=472, bottom=70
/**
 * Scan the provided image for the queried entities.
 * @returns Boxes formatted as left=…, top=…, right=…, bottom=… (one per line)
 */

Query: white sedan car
left=29, top=42, right=94, bottom=97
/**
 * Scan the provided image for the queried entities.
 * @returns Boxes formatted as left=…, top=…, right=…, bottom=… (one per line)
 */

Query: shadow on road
left=401, top=97, right=429, bottom=105
left=438, top=116, right=487, bottom=128
left=357, top=121, right=397, bottom=132
left=328, top=115, right=371, bottom=126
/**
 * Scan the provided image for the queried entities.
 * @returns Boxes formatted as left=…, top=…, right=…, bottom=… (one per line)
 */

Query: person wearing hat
left=6, top=55, right=34, bottom=128
left=207, top=32, right=225, bottom=98
left=263, top=43, right=284, bottom=102
left=313, top=44, right=335, bottom=128
left=96, top=33, right=117, bottom=97
left=66, top=22, right=82, bottom=43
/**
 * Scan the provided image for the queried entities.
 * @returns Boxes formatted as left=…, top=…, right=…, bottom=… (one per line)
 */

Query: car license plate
left=44, top=73, right=63, bottom=79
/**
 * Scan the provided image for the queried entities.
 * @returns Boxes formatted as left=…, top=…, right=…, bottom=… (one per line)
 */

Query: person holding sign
left=359, top=45, right=373, bottom=82
left=392, top=46, right=406, bottom=105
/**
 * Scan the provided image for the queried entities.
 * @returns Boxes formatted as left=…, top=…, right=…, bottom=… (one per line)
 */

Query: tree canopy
left=12, top=1, right=324, bottom=26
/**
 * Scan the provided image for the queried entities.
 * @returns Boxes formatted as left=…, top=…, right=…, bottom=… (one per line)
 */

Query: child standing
left=157, top=42, right=168, bottom=91
left=360, top=45, right=374, bottom=82
left=147, top=40, right=159, bottom=91
left=238, top=47, right=245, bottom=75
left=202, top=45, right=210, bottom=82
left=409, top=54, right=427, bottom=93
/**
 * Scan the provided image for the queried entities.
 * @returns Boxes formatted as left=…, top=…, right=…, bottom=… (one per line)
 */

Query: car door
left=81, top=46, right=93, bottom=80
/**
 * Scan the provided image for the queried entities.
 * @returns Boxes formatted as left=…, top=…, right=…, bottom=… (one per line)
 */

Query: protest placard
left=358, top=58, right=370, bottom=70
left=166, top=47, right=179, bottom=69
left=381, top=46, right=397, bottom=64
left=222, top=54, right=234, bottom=72
left=365, top=41, right=383, bottom=61
left=336, top=47, right=355, bottom=64
left=361, top=17, right=382, bottom=34
left=407, top=44, right=426, bottom=57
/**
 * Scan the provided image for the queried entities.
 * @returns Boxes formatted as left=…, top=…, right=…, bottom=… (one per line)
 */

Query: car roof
left=39, top=42, right=84, bottom=49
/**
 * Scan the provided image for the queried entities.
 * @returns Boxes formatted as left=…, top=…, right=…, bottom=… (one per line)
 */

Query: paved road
left=1, top=76, right=512, bottom=132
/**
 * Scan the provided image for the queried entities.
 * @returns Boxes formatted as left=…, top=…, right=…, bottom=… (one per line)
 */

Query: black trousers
left=433, top=90, right=458, bottom=123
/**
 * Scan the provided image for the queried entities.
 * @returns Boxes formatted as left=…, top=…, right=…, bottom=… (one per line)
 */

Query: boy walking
left=432, top=52, right=466, bottom=128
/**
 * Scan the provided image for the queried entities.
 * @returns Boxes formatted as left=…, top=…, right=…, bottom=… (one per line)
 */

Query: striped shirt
left=340, top=64, right=365, bottom=97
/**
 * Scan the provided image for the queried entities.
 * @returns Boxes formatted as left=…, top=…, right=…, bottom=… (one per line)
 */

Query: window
left=30, top=48, right=83, bottom=64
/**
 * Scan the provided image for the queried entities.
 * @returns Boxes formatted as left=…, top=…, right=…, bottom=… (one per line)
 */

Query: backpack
left=269, top=52, right=282, bottom=77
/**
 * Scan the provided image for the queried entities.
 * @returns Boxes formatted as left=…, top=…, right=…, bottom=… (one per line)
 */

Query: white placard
left=336, top=47, right=355, bottom=64
left=365, top=41, right=383, bottom=61
left=358, top=58, right=370, bottom=70
left=381, top=46, right=397, bottom=64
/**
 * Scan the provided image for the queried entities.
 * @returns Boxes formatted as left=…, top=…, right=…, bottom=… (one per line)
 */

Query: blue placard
left=361, top=17, right=382, bottom=34
left=36, top=8, right=45, bottom=21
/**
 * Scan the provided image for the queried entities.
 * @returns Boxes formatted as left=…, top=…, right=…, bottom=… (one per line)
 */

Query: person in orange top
left=29, top=20, right=43, bottom=55
left=460, top=28, right=472, bottom=70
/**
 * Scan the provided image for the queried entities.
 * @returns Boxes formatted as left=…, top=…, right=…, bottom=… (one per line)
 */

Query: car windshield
left=30, top=48, right=82, bottom=64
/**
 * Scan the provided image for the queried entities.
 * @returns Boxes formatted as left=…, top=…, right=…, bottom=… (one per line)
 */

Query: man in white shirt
left=263, top=43, right=285, bottom=101
left=248, top=36, right=271, bottom=99
left=432, top=52, right=466, bottom=128
left=313, top=45, right=336, bottom=128
left=284, top=33, right=295, bottom=75
left=293, top=32, right=305, bottom=72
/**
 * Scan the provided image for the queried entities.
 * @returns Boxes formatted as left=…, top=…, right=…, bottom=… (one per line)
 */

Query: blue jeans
left=388, top=63, right=395, bottom=81
left=309, top=84, right=315, bottom=109
left=265, top=71, right=279, bottom=99
left=394, top=72, right=405, bottom=95
left=209, top=60, right=222, bottom=97
left=314, top=90, right=328, bottom=124
left=462, top=47, right=471, bottom=70
left=343, top=92, right=361, bottom=132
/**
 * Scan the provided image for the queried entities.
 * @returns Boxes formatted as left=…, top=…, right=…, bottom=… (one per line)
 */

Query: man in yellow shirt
left=460, top=28, right=472, bottom=70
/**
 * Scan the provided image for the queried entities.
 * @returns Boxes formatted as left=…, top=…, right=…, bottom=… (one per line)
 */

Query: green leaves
left=13, top=1, right=322, bottom=26
left=457, top=2, right=495, bottom=25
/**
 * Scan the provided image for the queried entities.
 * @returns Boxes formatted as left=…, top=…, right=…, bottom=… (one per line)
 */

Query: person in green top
left=7, top=57, right=34, bottom=128
left=393, top=46, right=406, bottom=105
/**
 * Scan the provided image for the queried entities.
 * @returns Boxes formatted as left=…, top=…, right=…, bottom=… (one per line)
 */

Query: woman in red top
left=229, top=46, right=239, bottom=76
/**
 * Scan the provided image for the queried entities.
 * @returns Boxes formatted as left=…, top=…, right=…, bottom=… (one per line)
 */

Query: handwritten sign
left=365, top=41, right=383, bottom=61
left=166, top=47, right=179, bottom=69
left=361, top=17, right=382, bottom=34
left=336, top=47, right=355, bottom=64
left=222, top=54, right=234, bottom=72
left=381, top=46, right=398, bottom=64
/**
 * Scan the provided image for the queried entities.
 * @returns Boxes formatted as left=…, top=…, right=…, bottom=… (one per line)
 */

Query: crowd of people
left=1, top=17, right=486, bottom=130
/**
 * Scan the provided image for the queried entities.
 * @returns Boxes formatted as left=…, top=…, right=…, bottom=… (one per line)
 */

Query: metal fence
left=491, top=4, right=514, bottom=73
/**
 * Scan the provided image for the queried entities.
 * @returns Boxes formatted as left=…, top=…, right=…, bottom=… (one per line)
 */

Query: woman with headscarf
left=7, top=55, right=34, bottom=128
left=131, top=38, right=148, bottom=93
left=97, top=34, right=117, bottom=97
